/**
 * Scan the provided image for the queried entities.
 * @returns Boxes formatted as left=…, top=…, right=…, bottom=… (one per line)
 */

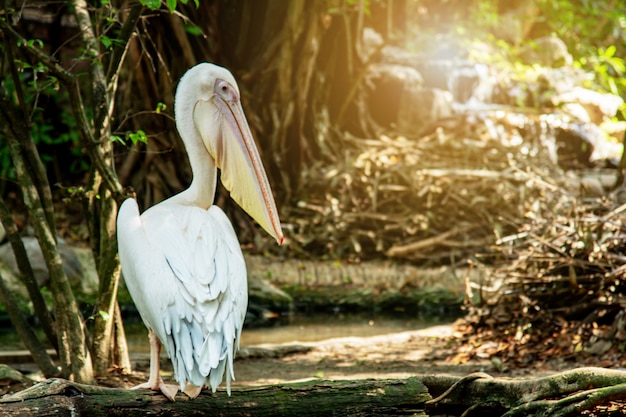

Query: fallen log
left=0, top=377, right=430, bottom=417
left=3, top=367, right=626, bottom=416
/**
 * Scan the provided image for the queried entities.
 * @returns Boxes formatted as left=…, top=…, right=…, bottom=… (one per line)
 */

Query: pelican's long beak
left=194, top=87, right=283, bottom=245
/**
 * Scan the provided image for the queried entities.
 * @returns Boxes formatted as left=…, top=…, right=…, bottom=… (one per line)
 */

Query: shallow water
left=0, top=313, right=456, bottom=353
left=124, top=313, right=456, bottom=352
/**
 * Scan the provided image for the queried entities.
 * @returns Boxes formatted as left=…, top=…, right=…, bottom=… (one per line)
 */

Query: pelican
left=116, top=63, right=283, bottom=400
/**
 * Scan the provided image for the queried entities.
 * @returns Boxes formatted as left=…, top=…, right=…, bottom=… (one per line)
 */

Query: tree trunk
left=0, top=153, right=56, bottom=350
left=70, top=0, right=132, bottom=376
left=0, top=270, right=58, bottom=378
left=0, top=77, right=78, bottom=380
left=2, top=112, right=94, bottom=384
left=216, top=1, right=362, bottom=201
left=1, top=0, right=136, bottom=381
left=89, top=180, right=127, bottom=376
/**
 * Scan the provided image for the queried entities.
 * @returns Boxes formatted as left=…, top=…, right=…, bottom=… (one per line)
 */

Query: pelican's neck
left=168, top=108, right=217, bottom=209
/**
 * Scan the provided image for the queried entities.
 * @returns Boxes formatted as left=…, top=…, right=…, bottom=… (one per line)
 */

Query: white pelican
left=116, top=63, right=283, bottom=400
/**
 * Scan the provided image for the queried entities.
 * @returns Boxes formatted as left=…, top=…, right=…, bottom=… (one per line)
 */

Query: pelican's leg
left=131, top=329, right=179, bottom=401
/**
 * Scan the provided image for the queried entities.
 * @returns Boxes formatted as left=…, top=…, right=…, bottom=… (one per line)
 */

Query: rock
left=0, top=262, right=28, bottom=301
left=580, top=176, right=605, bottom=197
left=0, top=237, right=83, bottom=288
left=577, top=172, right=619, bottom=197
left=72, top=247, right=100, bottom=296
left=589, top=132, right=623, bottom=167
left=416, top=60, right=453, bottom=91
left=585, top=338, right=613, bottom=355
left=366, top=63, right=424, bottom=128
left=415, top=59, right=493, bottom=107
left=362, top=27, right=383, bottom=60
left=0, top=364, right=28, bottom=384
left=449, top=62, right=493, bottom=105
left=552, top=87, right=624, bottom=125
left=601, top=120, right=626, bottom=144
left=555, top=122, right=613, bottom=169
left=560, top=103, right=593, bottom=123
left=397, top=87, right=454, bottom=134
left=381, top=45, right=422, bottom=68
left=536, top=67, right=588, bottom=96
left=520, top=36, right=573, bottom=67
left=246, top=272, right=293, bottom=326
left=555, top=123, right=595, bottom=169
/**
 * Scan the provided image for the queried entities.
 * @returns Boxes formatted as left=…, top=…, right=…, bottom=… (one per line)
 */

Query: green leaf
left=111, top=130, right=149, bottom=146
left=110, top=135, right=125, bottom=144
left=27, top=39, right=43, bottom=48
left=100, top=35, right=113, bottom=49
left=184, top=23, right=203, bottom=36
left=176, top=0, right=199, bottom=8
left=129, top=130, right=148, bottom=145
left=166, top=0, right=176, bottom=13
left=140, top=0, right=161, bottom=10
left=155, top=102, right=167, bottom=113
left=608, top=77, right=618, bottom=95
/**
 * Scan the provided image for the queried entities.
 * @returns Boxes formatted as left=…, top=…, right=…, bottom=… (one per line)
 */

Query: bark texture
left=3, top=368, right=626, bottom=417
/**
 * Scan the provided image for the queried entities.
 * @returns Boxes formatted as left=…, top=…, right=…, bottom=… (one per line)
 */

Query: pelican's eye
left=215, top=79, right=239, bottom=103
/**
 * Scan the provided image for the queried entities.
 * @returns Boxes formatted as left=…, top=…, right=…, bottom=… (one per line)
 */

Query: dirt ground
left=211, top=324, right=477, bottom=388
left=93, top=324, right=481, bottom=391
left=0, top=321, right=577, bottom=397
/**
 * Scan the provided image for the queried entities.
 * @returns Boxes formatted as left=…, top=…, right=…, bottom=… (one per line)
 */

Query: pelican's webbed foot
left=183, top=384, right=203, bottom=399
left=132, top=377, right=179, bottom=401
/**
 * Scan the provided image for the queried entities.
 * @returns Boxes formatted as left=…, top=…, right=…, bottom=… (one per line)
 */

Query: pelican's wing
left=118, top=199, right=180, bottom=333
left=141, top=203, right=248, bottom=394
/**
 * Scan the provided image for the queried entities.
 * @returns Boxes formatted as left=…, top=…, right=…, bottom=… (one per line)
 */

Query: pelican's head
left=175, top=63, right=283, bottom=245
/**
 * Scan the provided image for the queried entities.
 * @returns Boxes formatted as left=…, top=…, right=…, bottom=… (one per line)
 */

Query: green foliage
left=99, top=35, right=125, bottom=49
left=139, top=0, right=199, bottom=13
left=468, top=0, right=498, bottom=32
left=184, top=22, right=203, bottom=36
left=110, top=130, right=148, bottom=146
left=536, top=0, right=626, bottom=116
left=17, top=38, right=43, bottom=49
left=537, top=0, right=626, bottom=58
left=577, top=45, right=626, bottom=105
left=448, top=0, right=626, bottom=118
left=155, top=102, right=167, bottom=113
left=0, top=65, right=90, bottom=180
left=139, top=0, right=161, bottom=10
left=97, top=310, right=111, bottom=321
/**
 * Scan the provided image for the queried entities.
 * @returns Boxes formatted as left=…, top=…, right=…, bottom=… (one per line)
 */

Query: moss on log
left=0, top=377, right=430, bottom=416
left=3, top=367, right=626, bottom=416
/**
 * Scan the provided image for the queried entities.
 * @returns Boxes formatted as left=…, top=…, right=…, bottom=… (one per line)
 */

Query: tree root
left=422, top=367, right=626, bottom=416
left=504, top=381, right=626, bottom=417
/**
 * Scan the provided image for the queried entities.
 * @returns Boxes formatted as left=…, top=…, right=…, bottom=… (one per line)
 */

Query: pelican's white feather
left=117, top=62, right=282, bottom=400
left=118, top=199, right=247, bottom=393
